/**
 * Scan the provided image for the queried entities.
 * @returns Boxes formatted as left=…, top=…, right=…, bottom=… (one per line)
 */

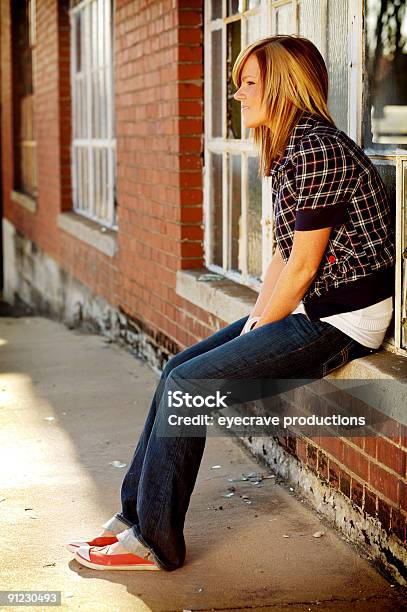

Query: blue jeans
left=104, top=314, right=374, bottom=571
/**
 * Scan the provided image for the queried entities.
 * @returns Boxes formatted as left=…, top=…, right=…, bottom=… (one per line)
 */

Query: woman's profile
left=67, top=35, right=395, bottom=571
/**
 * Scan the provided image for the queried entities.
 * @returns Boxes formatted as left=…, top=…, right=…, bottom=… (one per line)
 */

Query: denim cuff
left=101, top=513, right=132, bottom=534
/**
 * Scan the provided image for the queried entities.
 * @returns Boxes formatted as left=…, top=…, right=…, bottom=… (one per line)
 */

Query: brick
left=364, top=487, right=377, bottom=518
left=180, top=242, right=203, bottom=257
left=377, top=498, right=391, bottom=533
left=179, top=172, right=203, bottom=188
left=307, top=444, right=318, bottom=474
left=178, top=11, right=202, bottom=26
left=180, top=189, right=203, bottom=205
left=318, top=451, right=328, bottom=481
left=178, top=27, right=202, bottom=45
left=286, top=436, right=297, bottom=456
left=179, top=45, right=203, bottom=62
left=179, top=101, right=203, bottom=117
left=369, top=463, right=399, bottom=504
left=364, top=435, right=377, bottom=459
left=180, top=206, right=203, bottom=223
left=317, top=436, right=344, bottom=463
left=340, top=470, right=351, bottom=498
left=296, top=438, right=307, bottom=463
left=400, top=481, right=407, bottom=512
left=376, top=436, right=406, bottom=476
left=329, top=460, right=340, bottom=490
left=343, top=443, right=369, bottom=481
left=391, top=508, right=406, bottom=543
left=178, top=82, right=203, bottom=99
left=351, top=479, right=363, bottom=509
left=178, top=63, right=204, bottom=80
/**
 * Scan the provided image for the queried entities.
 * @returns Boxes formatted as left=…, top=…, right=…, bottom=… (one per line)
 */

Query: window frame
left=69, top=0, right=117, bottom=230
left=204, top=0, right=405, bottom=353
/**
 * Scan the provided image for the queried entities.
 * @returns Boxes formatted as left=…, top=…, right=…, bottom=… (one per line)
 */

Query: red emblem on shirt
left=328, top=255, right=336, bottom=264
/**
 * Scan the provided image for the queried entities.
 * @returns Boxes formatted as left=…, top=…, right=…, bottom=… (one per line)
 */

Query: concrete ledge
left=57, top=211, right=117, bottom=258
left=11, top=190, right=37, bottom=213
left=176, top=268, right=257, bottom=323
left=176, top=268, right=407, bottom=420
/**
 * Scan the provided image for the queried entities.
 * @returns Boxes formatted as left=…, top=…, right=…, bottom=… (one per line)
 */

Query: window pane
left=212, top=29, right=222, bottom=138
left=228, top=0, right=245, bottom=16
left=210, top=153, right=223, bottom=267
left=230, top=155, right=242, bottom=273
left=248, top=0, right=260, bottom=8
left=364, top=0, right=407, bottom=149
left=227, top=20, right=242, bottom=139
left=211, top=0, right=222, bottom=19
left=246, top=11, right=261, bottom=44
left=247, top=156, right=262, bottom=279
left=372, top=162, right=396, bottom=345
left=75, top=13, right=82, bottom=72
left=327, top=0, right=349, bottom=132
left=275, top=3, right=294, bottom=34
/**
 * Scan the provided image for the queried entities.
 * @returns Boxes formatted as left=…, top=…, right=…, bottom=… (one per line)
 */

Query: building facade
left=1, top=0, right=406, bottom=582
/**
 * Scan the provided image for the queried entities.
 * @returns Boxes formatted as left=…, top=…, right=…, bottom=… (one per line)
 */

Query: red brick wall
left=115, top=0, right=217, bottom=348
left=283, top=409, right=407, bottom=543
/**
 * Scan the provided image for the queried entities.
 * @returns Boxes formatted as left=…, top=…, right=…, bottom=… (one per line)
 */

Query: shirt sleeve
left=294, top=134, right=358, bottom=231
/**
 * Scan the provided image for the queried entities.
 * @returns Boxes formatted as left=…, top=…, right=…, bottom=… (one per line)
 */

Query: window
left=364, top=0, right=407, bottom=151
left=70, top=0, right=116, bottom=228
left=205, top=0, right=268, bottom=289
left=12, top=0, right=37, bottom=198
left=363, top=0, right=407, bottom=352
left=205, top=0, right=406, bottom=353
left=204, top=0, right=359, bottom=288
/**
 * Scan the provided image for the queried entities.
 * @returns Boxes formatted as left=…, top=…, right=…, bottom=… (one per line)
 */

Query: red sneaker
left=74, top=544, right=160, bottom=571
left=65, top=535, right=118, bottom=554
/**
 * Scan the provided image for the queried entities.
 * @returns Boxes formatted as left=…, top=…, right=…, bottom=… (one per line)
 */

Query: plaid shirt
left=269, top=111, right=395, bottom=320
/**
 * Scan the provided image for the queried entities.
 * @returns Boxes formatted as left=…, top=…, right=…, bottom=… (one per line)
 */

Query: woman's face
left=233, top=55, right=269, bottom=128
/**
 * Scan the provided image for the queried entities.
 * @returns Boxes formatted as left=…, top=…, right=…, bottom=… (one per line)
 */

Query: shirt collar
left=268, top=110, right=329, bottom=175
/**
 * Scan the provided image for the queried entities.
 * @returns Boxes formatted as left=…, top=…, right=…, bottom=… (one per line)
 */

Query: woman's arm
left=249, top=247, right=286, bottom=317
left=253, top=226, right=332, bottom=329
left=240, top=248, right=286, bottom=335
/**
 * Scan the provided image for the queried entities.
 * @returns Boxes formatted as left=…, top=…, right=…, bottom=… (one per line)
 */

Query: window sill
left=176, top=267, right=258, bottom=324
left=11, top=190, right=37, bottom=213
left=57, top=211, right=118, bottom=258
left=176, top=268, right=407, bottom=423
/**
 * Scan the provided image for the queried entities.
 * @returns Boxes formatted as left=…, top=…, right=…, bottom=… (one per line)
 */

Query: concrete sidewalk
left=0, top=313, right=405, bottom=612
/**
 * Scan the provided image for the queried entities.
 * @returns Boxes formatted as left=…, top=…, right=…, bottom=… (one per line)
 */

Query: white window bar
left=70, top=0, right=116, bottom=229
left=395, top=157, right=407, bottom=352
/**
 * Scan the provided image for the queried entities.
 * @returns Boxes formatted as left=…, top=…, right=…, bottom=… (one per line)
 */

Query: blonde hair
left=232, top=35, right=336, bottom=177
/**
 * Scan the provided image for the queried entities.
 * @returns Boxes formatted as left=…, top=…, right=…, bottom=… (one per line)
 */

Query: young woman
left=68, top=35, right=395, bottom=571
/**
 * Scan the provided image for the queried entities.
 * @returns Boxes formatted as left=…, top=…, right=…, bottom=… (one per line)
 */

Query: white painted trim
left=394, top=158, right=407, bottom=351
left=69, top=0, right=116, bottom=228
left=348, top=0, right=362, bottom=143
left=58, top=211, right=117, bottom=257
